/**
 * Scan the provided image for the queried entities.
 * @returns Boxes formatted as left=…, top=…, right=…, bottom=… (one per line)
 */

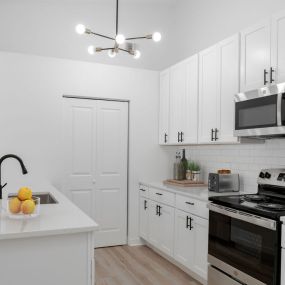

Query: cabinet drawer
left=149, top=188, right=175, bottom=206
left=139, top=184, right=149, bottom=198
left=175, top=194, right=209, bottom=219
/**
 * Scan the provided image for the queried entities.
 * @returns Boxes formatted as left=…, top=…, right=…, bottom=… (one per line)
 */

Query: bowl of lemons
left=7, top=187, right=40, bottom=219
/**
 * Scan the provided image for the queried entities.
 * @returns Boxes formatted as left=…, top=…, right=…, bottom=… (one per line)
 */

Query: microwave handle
left=208, top=203, right=276, bottom=230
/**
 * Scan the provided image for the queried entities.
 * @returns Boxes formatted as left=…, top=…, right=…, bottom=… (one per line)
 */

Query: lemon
left=9, top=197, right=22, bottom=214
left=17, top=187, right=32, bottom=201
left=21, top=199, right=36, bottom=214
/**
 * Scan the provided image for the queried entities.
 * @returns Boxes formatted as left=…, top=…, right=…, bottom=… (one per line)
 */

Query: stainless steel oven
left=208, top=203, right=280, bottom=285
left=234, top=82, right=285, bottom=138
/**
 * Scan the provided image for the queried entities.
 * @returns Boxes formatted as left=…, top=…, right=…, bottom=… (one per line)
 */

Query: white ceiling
left=0, top=0, right=174, bottom=70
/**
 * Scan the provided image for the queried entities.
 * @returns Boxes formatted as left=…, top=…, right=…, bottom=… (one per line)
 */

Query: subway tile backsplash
left=180, top=139, right=285, bottom=193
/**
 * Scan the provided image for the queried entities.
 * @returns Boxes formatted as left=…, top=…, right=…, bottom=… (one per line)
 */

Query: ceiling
left=0, top=0, right=174, bottom=70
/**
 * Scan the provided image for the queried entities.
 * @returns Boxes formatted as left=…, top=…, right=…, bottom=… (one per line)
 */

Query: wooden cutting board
left=163, top=179, right=207, bottom=187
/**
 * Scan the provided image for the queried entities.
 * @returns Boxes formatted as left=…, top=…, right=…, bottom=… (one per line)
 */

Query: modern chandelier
left=75, top=0, right=162, bottom=59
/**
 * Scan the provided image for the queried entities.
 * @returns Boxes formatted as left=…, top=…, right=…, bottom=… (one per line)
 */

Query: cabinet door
left=159, top=204, right=175, bottom=256
left=192, top=215, right=209, bottom=279
left=159, top=69, right=170, bottom=144
left=139, top=197, right=149, bottom=240
left=183, top=55, right=199, bottom=144
left=148, top=200, right=160, bottom=247
left=169, top=61, right=186, bottom=144
left=198, top=44, right=219, bottom=143
left=272, top=11, right=285, bottom=84
left=174, top=209, right=194, bottom=268
left=240, top=20, right=271, bottom=92
left=217, top=34, right=239, bottom=143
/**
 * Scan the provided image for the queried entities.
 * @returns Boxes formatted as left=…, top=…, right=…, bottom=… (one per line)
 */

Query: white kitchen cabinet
left=217, top=34, right=240, bottom=143
left=147, top=200, right=175, bottom=256
left=139, top=197, right=149, bottom=241
left=174, top=209, right=194, bottom=268
left=198, top=34, right=239, bottom=144
left=240, top=20, right=271, bottom=92
left=271, top=10, right=285, bottom=84
left=174, top=209, right=208, bottom=280
left=160, top=55, right=198, bottom=145
left=159, top=69, right=170, bottom=144
left=198, top=44, right=219, bottom=143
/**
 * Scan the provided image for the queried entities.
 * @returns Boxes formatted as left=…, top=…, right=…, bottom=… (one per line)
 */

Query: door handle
left=156, top=205, right=159, bottom=215
left=185, top=201, right=195, bottom=206
left=164, top=133, right=168, bottom=143
left=189, top=217, right=193, bottom=230
left=214, top=128, right=218, bottom=141
left=264, top=69, right=269, bottom=85
left=186, top=216, right=190, bottom=229
left=158, top=205, right=162, bottom=216
left=144, top=200, right=147, bottom=210
left=181, top=132, right=184, bottom=142
left=177, top=132, right=180, bottom=142
left=211, top=129, right=214, bottom=141
left=270, top=67, right=275, bottom=84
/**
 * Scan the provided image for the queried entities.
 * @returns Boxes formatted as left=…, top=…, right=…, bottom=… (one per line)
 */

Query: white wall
left=164, top=0, right=285, bottom=69
left=0, top=51, right=172, bottom=244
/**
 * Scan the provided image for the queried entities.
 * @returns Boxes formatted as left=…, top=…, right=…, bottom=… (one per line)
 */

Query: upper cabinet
left=271, top=10, right=285, bottom=84
left=159, top=69, right=170, bottom=144
left=198, top=34, right=239, bottom=144
left=241, top=12, right=285, bottom=92
left=159, top=55, right=198, bottom=145
left=240, top=20, right=271, bottom=92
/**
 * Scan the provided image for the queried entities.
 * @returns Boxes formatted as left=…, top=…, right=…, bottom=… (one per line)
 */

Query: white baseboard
left=127, top=237, right=144, bottom=246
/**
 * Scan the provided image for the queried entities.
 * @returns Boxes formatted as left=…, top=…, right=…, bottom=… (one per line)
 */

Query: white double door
left=63, top=98, right=128, bottom=248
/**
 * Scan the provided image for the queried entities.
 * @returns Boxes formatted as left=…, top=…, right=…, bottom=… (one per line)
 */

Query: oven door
left=208, top=204, right=280, bottom=285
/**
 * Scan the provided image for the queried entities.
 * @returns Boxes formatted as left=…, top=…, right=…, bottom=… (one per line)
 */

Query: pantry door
left=63, top=97, right=128, bottom=248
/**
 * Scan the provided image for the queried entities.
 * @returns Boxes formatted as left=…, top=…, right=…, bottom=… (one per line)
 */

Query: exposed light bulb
left=76, top=24, right=86, bottom=35
left=87, top=45, right=95, bottom=55
left=133, top=50, right=141, bottom=59
left=152, top=32, right=162, bottom=42
left=108, top=50, right=117, bottom=58
left=115, top=34, right=125, bottom=45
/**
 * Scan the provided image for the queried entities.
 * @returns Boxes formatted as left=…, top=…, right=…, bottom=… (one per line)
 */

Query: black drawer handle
left=164, top=133, right=168, bottom=143
left=185, top=202, right=194, bottom=206
left=140, top=189, right=146, bottom=192
left=186, top=216, right=190, bottom=229
left=211, top=129, right=214, bottom=141
left=156, top=193, right=163, bottom=196
left=189, top=217, right=193, bottom=230
left=144, top=200, right=147, bottom=210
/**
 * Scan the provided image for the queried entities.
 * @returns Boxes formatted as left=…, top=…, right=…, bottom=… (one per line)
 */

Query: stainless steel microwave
left=234, top=82, right=285, bottom=138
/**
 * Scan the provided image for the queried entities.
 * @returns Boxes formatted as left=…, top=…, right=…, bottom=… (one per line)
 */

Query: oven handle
left=208, top=203, right=277, bottom=231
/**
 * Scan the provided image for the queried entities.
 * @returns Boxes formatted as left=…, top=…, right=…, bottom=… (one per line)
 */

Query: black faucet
left=0, top=154, right=28, bottom=199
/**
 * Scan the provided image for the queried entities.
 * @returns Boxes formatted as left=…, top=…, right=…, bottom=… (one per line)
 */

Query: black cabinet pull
left=156, top=192, right=163, bottom=196
left=181, top=132, right=184, bottom=142
left=211, top=129, right=214, bottom=141
left=158, top=206, right=162, bottom=217
left=270, top=67, right=275, bottom=84
left=156, top=205, right=159, bottom=215
left=140, top=188, right=146, bottom=192
left=177, top=132, right=181, bottom=142
left=189, top=217, right=193, bottom=230
left=144, top=200, right=147, bottom=210
left=186, top=216, right=190, bottom=229
left=185, top=201, right=194, bottom=206
left=164, top=133, right=168, bottom=143
left=264, top=69, right=269, bottom=85
left=214, top=128, right=218, bottom=141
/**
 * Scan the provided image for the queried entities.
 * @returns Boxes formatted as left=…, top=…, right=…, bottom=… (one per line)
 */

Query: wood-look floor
left=95, top=245, right=201, bottom=285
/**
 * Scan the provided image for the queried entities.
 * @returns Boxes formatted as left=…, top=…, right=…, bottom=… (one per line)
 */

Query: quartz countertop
left=0, top=184, right=98, bottom=240
left=140, top=181, right=256, bottom=202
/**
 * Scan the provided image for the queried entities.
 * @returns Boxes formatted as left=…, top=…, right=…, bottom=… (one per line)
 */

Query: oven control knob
left=259, top=172, right=265, bottom=178
left=265, top=172, right=271, bottom=179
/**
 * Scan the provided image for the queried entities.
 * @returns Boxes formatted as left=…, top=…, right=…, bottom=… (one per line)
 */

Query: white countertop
left=140, top=181, right=254, bottom=202
left=0, top=184, right=98, bottom=240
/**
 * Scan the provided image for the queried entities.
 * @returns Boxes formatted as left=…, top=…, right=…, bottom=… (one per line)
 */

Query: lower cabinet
left=148, top=200, right=175, bottom=256
left=174, top=209, right=208, bottom=280
left=139, top=186, right=209, bottom=283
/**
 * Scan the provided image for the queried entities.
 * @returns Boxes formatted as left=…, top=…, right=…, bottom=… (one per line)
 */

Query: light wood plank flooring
left=95, top=245, right=201, bottom=285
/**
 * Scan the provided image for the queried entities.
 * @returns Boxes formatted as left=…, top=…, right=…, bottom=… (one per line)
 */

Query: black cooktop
left=209, top=194, right=285, bottom=220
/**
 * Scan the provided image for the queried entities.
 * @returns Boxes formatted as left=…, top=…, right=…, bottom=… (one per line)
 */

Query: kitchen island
left=0, top=184, right=98, bottom=285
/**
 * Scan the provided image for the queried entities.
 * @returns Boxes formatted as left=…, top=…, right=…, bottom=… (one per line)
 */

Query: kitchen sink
left=8, top=192, right=58, bottom=204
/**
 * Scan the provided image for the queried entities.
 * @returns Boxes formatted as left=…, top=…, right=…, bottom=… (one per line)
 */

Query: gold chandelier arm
left=89, top=31, right=115, bottom=41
